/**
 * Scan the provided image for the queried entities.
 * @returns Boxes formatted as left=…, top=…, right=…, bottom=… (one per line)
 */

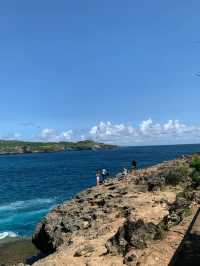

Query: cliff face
left=32, top=155, right=200, bottom=266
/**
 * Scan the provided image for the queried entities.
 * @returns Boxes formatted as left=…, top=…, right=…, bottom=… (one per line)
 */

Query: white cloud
left=39, top=128, right=73, bottom=142
left=60, top=130, right=73, bottom=141
left=40, top=128, right=57, bottom=139
left=9, top=119, right=200, bottom=145
left=89, top=119, right=200, bottom=145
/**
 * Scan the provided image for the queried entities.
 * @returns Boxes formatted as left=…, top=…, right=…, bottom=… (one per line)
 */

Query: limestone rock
left=106, top=218, right=163, bottom=256
left=74, top=244, right=95, bottom=257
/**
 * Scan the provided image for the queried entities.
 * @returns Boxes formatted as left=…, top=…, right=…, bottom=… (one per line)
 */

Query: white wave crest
left=0, top=198, right=57, bottom=212
left=0, top=231, right=18, bottom=240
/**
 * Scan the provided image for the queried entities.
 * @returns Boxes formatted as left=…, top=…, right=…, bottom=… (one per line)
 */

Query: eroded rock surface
left=106, top=218, right=163, bottom=255
left=32, top=155, right=200, bottom=266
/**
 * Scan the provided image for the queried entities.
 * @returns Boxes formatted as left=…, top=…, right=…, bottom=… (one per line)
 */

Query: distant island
left=0, top=140, right=117, bottom=155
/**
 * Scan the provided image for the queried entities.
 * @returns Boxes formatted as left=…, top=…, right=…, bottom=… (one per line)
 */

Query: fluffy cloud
left=40, top=128, right=57, bottom=139
left=89, top=121, right=138, bottom=143
left=20, top=119, right=200, bottom=145
left=60, top=130, right=73, bottom=141
left=39, top=128, right=73, bottom=142
left=89, top=119, right=200, bottom=145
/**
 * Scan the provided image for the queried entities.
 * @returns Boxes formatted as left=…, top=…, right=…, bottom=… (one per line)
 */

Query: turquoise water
left=0, top=144, right=200, bottom=238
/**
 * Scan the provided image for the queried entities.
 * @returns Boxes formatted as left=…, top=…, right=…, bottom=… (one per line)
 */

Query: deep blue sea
left=0, top=144, right=200, bottom=239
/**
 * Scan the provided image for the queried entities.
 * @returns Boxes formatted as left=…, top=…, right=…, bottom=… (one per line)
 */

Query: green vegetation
left=191, top=171, right=200, bottom=184
left=163, top=155, right=200, bottom=187
left=0, top=140, right=117, bottom=155
left=164, top=163, right=191, bottom=186
left=190, top=156, right=200, bottom=185
left=163, top=156, right=200, bottom=187
left=191, top=155, right=200, bottom=171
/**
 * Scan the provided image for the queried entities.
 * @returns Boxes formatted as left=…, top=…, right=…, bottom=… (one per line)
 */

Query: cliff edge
left=31, top=154, right=200, bottom=266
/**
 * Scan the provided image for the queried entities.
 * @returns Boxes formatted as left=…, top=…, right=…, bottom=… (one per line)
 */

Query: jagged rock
left=32, top=154, right=198, bottom=265
left=123, top=251, right=138, bottom=266
left=106, top=218, right=163, bottom=256
left=160, top=196, right=191, bottom=230
left=120, top=206, right=135, bottom=218
left=147, top=175, right=165, bottom=192
left=193, top=190, right=200, bottom=203
left=135, top=172, right=166, bottom=192
left=178, top=186, right=200, bottom=204
left=74, top=244, right=95, bottom=257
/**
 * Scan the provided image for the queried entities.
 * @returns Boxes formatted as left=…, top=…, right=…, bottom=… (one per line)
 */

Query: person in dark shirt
left=131, top=160, right=137, bottom=171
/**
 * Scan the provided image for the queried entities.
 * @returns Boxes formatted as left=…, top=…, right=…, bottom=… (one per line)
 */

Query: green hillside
left=0, top=140, right=117, bottom=155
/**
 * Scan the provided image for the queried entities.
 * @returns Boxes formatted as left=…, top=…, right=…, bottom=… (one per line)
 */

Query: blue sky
left=0, top=0, right=200, bottom=145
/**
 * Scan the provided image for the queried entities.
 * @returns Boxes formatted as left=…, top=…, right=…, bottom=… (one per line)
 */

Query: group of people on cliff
left=96, top=160, right=137, bottom=185
left=96, top=168, right=109, bottom=185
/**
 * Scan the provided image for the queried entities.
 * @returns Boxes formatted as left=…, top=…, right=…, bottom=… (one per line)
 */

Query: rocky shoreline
left=8, top=154, right=200, bottom=265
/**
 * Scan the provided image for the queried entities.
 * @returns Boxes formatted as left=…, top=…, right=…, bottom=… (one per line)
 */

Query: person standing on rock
left=123, top=168, right=128, bottom=176
left=96, top=169, right=102, bottom=186
left=102, top=168, right=109, bottom=183
left=131, top=160, right=137, bottom=171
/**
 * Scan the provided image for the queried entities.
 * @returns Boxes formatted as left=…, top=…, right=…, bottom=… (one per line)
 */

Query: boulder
left=147, top=175, right=165, bottom=192
left=106, top=218, right=163, bottom=256
left=160, top=196, right=191, bottom=230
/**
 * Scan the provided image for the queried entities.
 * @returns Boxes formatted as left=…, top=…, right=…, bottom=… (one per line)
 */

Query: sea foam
left=0, top=198, right=56, bottom=212
left=0, top=198, right=57, bottom=237
left=0, top=231, right=18, bottom=240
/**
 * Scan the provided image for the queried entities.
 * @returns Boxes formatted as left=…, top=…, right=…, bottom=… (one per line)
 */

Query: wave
left=0, top=231, right=18, bottom=240
left=0, top=207, right=52, bottom=225
left=0, top=198, right=57, bottom=212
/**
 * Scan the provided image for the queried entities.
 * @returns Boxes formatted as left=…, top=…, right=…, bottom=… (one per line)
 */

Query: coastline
left=2, top=151, right=200, bottom=265
left=0, top=140, right=117, bottom=156
left=0, top=147, right=117, bottom=156
left=31, top=153, right=200, bottom=266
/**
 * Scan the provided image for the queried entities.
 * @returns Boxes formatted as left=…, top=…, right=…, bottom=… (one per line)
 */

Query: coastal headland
left=0, top=140, right=116, bottom=155
left=5, top=153, right=200, bottom=265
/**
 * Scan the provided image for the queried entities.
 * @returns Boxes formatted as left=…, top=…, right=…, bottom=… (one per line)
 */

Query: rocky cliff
left=30, top=154, right=200, bottom=266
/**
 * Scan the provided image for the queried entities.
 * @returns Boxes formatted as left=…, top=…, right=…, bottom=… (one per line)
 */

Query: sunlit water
left=0, top=144, right=200, bottom=239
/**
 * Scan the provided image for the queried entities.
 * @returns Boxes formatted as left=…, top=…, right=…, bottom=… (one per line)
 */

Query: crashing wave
left=0, top=231, right=18, bottom=240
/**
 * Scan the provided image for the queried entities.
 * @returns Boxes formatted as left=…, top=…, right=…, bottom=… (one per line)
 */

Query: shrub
left=179, top=163, right=192, bottom=177
left=191, top=171, right=200, bottom=185
left=191, top=156, right=200, bottom=171
left=190, top=156, right=200, bottom=187
left=164, top=163, right=190, bottom=186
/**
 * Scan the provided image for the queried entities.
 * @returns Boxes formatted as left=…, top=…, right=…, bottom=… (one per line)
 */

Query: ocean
left=0, top=144, right=200, bottom=239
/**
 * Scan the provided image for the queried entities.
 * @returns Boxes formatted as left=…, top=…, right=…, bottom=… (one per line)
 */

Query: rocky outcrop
left=106, top=218, right=163, bottom=255
left=32, top=154, right=200, bottom=266
left=32, top=181, right=134, bottom=254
